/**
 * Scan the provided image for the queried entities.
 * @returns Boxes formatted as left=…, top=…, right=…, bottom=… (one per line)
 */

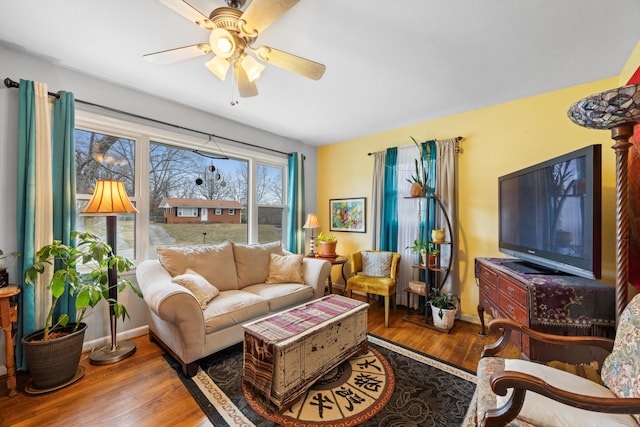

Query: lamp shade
left=303, top=213, right=320, bottom=229
left=81, top=180, right=138, bottom=215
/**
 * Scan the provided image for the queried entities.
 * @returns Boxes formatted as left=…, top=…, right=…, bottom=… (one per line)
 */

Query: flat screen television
left=498, top=144, right=602, bottom=279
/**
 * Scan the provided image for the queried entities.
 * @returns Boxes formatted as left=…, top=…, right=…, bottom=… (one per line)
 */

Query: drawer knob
left=508, top=305, right=515, bottom=314
left=508, top=287, right=515, bottom=295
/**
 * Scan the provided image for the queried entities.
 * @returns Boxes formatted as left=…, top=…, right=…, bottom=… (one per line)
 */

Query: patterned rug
left=165, top=335, right=477, bottom=427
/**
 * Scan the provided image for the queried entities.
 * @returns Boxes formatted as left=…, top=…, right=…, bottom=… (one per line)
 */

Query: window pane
left=257, top=164, right=284, bottom=243
left=75, top=129, right=136, bottom=260
left=148, top=142, right=248, bottom=257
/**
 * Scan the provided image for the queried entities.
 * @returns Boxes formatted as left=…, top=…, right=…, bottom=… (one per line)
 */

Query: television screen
left=498, top=144, right=602, bottom=279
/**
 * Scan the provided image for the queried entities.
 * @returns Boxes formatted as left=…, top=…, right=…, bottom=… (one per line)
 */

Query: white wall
left=0, top=45, right=320, bottom=355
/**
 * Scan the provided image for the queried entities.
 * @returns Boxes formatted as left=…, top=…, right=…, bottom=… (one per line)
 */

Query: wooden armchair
left=475, top=293, right=640, bottom=427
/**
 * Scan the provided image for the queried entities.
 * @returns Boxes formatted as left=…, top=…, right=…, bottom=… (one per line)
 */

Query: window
left=75, top=112, right=288, bottom=262
left=177, top=207, right=198, bottom=217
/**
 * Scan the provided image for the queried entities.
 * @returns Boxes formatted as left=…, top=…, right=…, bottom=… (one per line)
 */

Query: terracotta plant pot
left=318, top=240, right=337, bottom=257
left=410, top=182, right=423, bottom=197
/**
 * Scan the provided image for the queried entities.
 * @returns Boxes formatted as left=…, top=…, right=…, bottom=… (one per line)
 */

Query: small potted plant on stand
left=21, top=231, right=141, bottom=392
left=317, top=231, right=338, bottom=257
left=427, top=244, right=440, bottom=269
left=406, top=239, right=427, bottom=266
left=427, top=287, right=459, bottom=331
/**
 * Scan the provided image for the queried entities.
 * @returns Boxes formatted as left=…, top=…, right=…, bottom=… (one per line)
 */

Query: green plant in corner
left=24, top=231, right=142, bottom=341
left=427, top=287, right=459, bottom=319
left=317, top=231, right=337, bottom=242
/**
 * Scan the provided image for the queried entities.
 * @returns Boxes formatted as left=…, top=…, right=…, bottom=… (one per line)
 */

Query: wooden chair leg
left=384, top=296, right=390, bottom=327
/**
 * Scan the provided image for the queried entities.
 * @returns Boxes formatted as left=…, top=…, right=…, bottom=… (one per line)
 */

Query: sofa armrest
left=136, top=259, right=204, bottom=329
left=303, top=257, right=331, bottom=299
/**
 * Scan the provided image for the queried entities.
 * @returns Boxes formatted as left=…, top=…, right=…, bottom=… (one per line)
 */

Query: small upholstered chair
left=475, top=293, right=640, bottom=427
left=346, top=250, right=400, bottom=327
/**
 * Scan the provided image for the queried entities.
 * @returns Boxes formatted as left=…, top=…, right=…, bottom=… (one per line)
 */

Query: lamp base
left=89, top=341, right=136, bottom=365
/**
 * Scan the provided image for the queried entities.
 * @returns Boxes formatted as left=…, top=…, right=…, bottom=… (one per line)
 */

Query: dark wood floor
left=0, top=295, right=506, bottom=426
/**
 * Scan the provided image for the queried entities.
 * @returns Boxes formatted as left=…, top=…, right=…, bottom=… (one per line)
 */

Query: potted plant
left=427, top=244, right=440, bottom=269
left=317, top=231, right=338, bottom=257
left=22, top=231, right=141, bottom=391
left=427, top=287, right=459, bottom=330
left=406, top=136, right=429, bottom=197
left=406, top=239, right=427, bottom=266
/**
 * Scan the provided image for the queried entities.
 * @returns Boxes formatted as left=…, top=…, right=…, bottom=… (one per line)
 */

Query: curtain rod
left=3, top=77, right=293, bottom=158
left=367, top=136, right=464, bottom=156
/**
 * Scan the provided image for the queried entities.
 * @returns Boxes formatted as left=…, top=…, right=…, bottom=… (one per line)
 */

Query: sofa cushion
left=242, top=283, right=314, bottom=312
left=156, top=241, right=239, bottom=291
left=202, top=290, right=269, bottom=334
left=171, top=268, right=219, bottom=309
left=232, top=241, right=283, bottom=288
left=265, top=253, right=304, bottom=284
left=477, top=357, right=637, bottom=427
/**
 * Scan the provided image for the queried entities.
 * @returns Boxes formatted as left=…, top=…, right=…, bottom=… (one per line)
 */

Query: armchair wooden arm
left=482, top=370, right=640, bottom=427
left=481, top=318, right=614, bottom=358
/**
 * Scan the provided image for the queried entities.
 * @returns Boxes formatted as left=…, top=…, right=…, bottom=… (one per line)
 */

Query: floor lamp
left=303, top=213, right=320, bottom=256
left=568, top=83, right=640, bottom=323
left=81, top=180, right=139, bottom=364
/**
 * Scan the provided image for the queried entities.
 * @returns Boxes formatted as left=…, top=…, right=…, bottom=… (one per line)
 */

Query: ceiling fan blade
left=157, top=0, right=213, bottom=30
left=235, top=64, right=258, bottom=97
left=240, top=0, right=300, bottom=35
left=254, top=46, right=326, bottom=80
left=143, top=43, right=211, bottom=64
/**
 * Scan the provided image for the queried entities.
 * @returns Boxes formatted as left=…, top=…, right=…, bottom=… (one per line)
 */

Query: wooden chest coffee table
left=242, top=294, right=369, bottom=411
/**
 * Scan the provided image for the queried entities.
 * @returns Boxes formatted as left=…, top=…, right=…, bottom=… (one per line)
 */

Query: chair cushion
left=232, top=241, right=283, bottom=288
left=156, top=241, right=239, bottom=291
left=265, top=253, right=304, bottom=284
left=171, top=268, right=220, bottom=309
left=477, top=357, right=638, bottom=427
left=360, top=251, right=392, bottom=277
left=347, top=275, right=396, bottom=296
left=602, top=293, right=640, bottom=424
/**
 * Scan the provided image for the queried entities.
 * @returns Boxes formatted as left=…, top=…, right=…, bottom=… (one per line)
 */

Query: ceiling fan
left=144, top=0, right=326, bottom=98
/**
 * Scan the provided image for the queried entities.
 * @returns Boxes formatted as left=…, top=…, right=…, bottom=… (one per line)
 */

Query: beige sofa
left=136, top=241, right=331, bottom=376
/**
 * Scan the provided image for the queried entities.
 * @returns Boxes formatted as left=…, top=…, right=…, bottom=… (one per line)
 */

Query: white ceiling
left=1, top=0, right=639, bottom=146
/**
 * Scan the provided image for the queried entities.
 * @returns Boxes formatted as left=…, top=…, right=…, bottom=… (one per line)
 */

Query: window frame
left=75, top=110, right=289, bottom=263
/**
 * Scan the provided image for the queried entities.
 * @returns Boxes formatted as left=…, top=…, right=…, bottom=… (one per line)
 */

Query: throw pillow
left=265, top=253, right=304, bottom=284
left=232, top=241, right=283, bottom=288
left=601, top=293, right=640, bottom=424
left=171, top=268, right=220, bottom=309
left=361, top=251, right=393, bottom=277
left=156, top=241, right=238, bottom=291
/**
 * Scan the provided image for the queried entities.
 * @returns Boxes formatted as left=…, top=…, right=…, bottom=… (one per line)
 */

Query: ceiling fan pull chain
left=230, top=63, right=238, bottom=106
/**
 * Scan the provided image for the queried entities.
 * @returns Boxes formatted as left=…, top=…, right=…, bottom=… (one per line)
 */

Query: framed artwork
left=330, top=197, right=366, bottom=233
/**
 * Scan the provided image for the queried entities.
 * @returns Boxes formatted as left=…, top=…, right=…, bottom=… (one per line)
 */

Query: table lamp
left=81, top=180, right=139, bottom=364
left=303, top=214, right=320, bottom=256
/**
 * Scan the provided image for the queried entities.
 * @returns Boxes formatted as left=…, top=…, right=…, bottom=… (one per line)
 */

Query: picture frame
left=330, top=197, right=366, bottom=233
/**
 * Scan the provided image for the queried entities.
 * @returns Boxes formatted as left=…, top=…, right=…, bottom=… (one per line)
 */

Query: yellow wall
left=318, top=77, right=620, bottom=321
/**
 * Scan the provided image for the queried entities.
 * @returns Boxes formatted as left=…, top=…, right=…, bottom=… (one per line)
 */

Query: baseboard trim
left=82, top=325, right=149, bottom=353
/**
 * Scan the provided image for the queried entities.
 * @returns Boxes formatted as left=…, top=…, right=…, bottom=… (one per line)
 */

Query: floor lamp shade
left=81, top=180, right=138, bottom=365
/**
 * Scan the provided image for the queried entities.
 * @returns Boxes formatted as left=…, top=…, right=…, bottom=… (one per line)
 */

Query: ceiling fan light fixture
left=240, top=54, right=265, bottom=82
left=209, top=28, right=236, bottom=58
left=205, top=55, right=230, bottom=81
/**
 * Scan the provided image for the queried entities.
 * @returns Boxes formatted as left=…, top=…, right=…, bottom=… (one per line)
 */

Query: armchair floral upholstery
left=475, top=293, right=640, bottom=426
left=346, top=250, right=400, bottom=327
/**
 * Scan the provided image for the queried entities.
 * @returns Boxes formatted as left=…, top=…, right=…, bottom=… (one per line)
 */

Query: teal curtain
left=16, top=80, right=37, bottom=370
left=380, top=147, right=398, bottom=251
left=286, top=153, right=305, bottom=253
left=51, top=92, right=77, bottom=321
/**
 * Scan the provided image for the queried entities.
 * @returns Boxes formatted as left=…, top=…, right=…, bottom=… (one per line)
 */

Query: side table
left=0, top=284, right=20, bottom=396
left=307, top=255, right=347, bottom=294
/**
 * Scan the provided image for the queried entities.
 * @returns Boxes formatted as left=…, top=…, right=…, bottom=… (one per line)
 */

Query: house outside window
left=75, top=112, right=288, bottom=261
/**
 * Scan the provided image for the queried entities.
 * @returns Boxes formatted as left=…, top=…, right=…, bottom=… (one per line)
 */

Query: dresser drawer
left=498, top=291, right=528, bottom=324
left=498, top=275, right=528, bottom=308
left=478, top=265, right=498, bottom=301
